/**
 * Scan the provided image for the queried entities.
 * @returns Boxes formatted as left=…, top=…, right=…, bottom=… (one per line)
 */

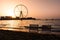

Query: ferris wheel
left=14, top=4, right=28, bottom=18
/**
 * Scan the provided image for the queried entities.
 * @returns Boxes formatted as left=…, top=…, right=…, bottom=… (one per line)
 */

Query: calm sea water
left=0, top=20, right=60, bottom=32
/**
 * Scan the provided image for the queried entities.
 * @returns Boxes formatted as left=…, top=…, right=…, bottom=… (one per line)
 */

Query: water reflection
left=0, top=20, right=60, bottom=33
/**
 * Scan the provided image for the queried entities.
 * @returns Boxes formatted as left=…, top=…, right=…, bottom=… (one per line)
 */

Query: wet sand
left=0, top=30, right=60, bottom=40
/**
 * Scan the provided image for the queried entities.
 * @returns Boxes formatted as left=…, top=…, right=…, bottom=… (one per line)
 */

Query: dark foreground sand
left=0, top=30, right=60, bottom=40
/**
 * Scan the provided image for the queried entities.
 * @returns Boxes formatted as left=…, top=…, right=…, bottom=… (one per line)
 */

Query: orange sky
left=0, top=0, right=60, bottom=19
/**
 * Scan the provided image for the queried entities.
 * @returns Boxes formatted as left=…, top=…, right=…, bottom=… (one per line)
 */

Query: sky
left=0, top=0, right=60, bottom=19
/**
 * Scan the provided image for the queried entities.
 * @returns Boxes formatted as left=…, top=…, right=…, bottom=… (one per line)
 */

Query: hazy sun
left=3, top=4, right=16, bottom=18
left=7, top=8, right=15, bottom=18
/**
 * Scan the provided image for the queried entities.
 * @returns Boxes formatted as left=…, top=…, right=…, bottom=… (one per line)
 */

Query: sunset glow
left=0, top=0, right=60, bottom=19
left=4, top=7, right=15, bottom=17
left=0, top=0, right=16, bottom=18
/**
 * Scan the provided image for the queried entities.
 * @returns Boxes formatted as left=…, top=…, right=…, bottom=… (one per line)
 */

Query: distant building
left=16, top=17, right=19, bottom=19
left=27, top=17, right=36, bottom=20
left=0, top=16, right=12, bottom=20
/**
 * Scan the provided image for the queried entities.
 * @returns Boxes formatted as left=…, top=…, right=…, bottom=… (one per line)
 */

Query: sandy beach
left=0, top=30, right=60, bottom=40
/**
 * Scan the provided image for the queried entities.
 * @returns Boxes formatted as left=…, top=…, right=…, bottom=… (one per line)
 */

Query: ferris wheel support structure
left=14, top=4, right=28, bottom=18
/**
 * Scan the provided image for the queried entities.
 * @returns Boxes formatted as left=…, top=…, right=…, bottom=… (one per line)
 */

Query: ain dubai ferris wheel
left=14, top=4, right=28, bottom=18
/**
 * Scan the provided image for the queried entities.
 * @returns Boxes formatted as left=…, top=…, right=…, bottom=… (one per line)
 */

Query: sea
left=0, top=20, right=60, bottom=33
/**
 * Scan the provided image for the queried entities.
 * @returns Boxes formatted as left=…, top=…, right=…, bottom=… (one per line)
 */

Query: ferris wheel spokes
left=14, top=4, right=28, bottom=18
